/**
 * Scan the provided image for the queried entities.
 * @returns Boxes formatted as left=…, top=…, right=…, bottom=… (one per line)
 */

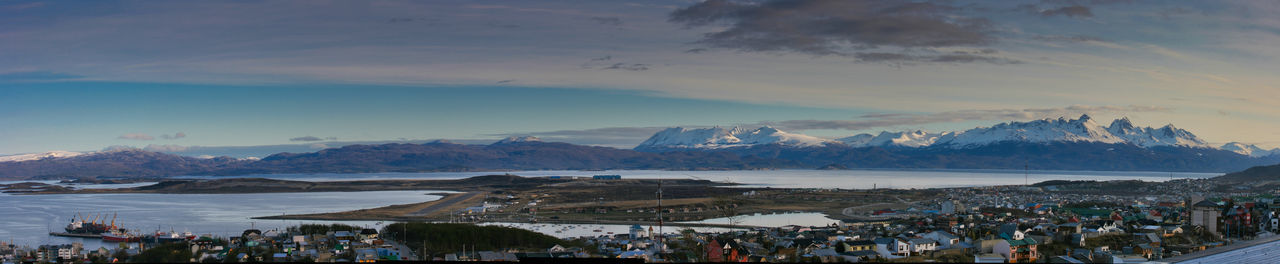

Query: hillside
left=0, top=141, right=799, bottom=180
left=1216, top=163, right=1280, bottom=182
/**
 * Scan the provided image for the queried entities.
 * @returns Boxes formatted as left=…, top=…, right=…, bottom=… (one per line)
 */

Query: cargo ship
left=63, top=213, right=112, bottom=234
left=49, top=213, right=116, bottom=239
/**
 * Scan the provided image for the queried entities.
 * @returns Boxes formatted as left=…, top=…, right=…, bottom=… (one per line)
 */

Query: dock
left=49, top=232, right=102, bottom=239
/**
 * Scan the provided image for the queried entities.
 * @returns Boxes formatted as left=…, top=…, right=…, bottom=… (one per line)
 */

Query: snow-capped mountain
left=839, top=130, right=945, bottom=148
left=637, top=115, right=1236, bottom=153
left=1221, top=142, right=1280, bottom=157
left=1106, top=117, right=1210, bottom=148
left=494, top=136, right=542, bottom=144
left=0, top=151, right=84, bottom=163
left=635, top=126, right=832, bottom=151
left=934, top=115, right=1124, bottom=148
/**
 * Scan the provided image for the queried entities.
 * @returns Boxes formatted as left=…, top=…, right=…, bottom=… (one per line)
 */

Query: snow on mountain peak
left=635, top=126, right=831, bottom=150
left=1108, top=117, right=1135, bottom=132
left=1221, top=142, right=1279, bottom=157
left=636, top=116, right=1229, bottom=153
left=935, top=115, right=1125, bottom=148
left=0, top=151, right=85, bottom=163
left=494, top=136, right=542, bottom=144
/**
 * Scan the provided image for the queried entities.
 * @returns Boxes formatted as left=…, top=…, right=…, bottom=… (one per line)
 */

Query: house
left=994, top=237, right=1038, bottom=263
left=809, top=248, right=841, bottom=262
left=840, top=240, right=876, bottom=252
left=908, top=238, right=937, bottom=254
left=994, top=228, right=1038, bottom=264
left=841, top=250, right=879, bottom=262
left=618, top=249, right=651, bottom=261
left=705, top=239, right=723, bottom=262
left=873, top=237, right=909, bottom=256
left=1190, top=200, right=1220, bottom=235
left=359, top=229, right=379, bottom=241
left=922, top=231, right=960, bottom=248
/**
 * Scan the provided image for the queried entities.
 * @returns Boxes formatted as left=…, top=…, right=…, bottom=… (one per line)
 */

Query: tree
left=130, top=242, right=193, bottom=263
left=713, top=196, right=743, bottom=227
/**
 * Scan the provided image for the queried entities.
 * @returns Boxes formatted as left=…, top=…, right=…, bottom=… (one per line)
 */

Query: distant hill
left=1216, top=163, right=1280, bottom=182
left=0, top=140, right=798, bottom=180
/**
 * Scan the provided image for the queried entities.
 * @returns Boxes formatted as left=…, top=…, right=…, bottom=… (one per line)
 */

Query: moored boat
left=102, top=229, right=141, bottom=242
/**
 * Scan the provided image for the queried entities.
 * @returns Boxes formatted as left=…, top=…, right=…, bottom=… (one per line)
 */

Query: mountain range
left=0, top=139, right=795, bottom=180
left=2, top=115, right=1278, bottom=180
left=635, top=115, right=1275, bottom=156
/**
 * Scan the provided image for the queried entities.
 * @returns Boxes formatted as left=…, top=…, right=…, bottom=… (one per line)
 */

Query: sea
left=0, top=169, right=1220, bottom=248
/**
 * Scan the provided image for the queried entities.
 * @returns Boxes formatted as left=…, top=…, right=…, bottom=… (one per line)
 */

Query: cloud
left=117, top=133, right=155, bottom=140
left=1, top=2, right=43, bottom=11
left=669, top=0, right=996, bottom=57
left=160, top=132, right=186, bottom=139
left=289, top=136, right=325, bottom=142
left=854, top=52, right=1021, bottom=65
left=143, top=144, right=188, bottom=152
left=496, top=79, right=515, bottom=84
left=486, top=126, right=671, bottom=148
left=1039, top=5, right=1093, bottom=18
left=758, top=105, right=1173, bottom=131
left=589, top=16, right=623, bottom=26
left=102, top=145, right=140, bottom=152
left=0, top=71, right=83, bottom=82
left=602, top=63, right=650, bottom=71
left=581, top=56, right=651, bottom=71
left=1034, top=34, right=1105, bottom=43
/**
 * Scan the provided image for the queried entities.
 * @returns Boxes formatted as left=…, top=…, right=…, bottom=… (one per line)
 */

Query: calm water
left=1, top=169, right=1221, bottom=248
left=0, top=190, right=445, bottom=248
left=176, top=169, right=1220, bottom=189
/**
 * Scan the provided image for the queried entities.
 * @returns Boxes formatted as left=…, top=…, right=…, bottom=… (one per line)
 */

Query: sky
left=2, top=0, right=1279, bottom=155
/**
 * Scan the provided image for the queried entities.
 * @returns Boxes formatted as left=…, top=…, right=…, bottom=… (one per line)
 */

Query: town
left=4, top=175, right=1280, bottom=263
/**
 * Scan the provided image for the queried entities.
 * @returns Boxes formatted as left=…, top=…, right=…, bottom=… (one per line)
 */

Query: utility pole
left=657, top=178, right=664, bottom=253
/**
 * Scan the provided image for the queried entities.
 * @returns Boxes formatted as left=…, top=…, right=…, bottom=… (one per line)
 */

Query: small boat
left=593, top=229, right=602, bottom=232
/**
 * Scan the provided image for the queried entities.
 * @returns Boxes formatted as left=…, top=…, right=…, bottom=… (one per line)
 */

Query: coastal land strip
left=1, top=175, right=940, bottom=228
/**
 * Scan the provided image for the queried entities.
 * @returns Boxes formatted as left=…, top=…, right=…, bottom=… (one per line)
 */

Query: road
left=382, top=238, right=419, bottom=260
left=1164, top=234, right=1280, bottom=263
left=407, top=192, right=480, bottom=217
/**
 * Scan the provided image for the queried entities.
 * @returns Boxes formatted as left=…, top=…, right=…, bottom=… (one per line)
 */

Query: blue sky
left=2, top=0, right=1279, bottom=154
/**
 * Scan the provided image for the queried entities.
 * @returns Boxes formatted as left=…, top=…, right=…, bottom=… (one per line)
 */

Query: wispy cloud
left=589, top=16, right=623, bottom=26
left=160, top=132, right=186, bottom=140
left=486, top=126, right=671, bottom=148
left=1039, top=5, right=1093, bottom=18
left=117, top=133, right=155, bottom=141
left=289, top=136, right=336, bottom=142
left=758, top=105, right=1172, bottom=131
left=143, top=144, right=188, bottom=152
left=581, top=56, right=652, bottom=71
left=0, top=71, right=82, bottom=82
